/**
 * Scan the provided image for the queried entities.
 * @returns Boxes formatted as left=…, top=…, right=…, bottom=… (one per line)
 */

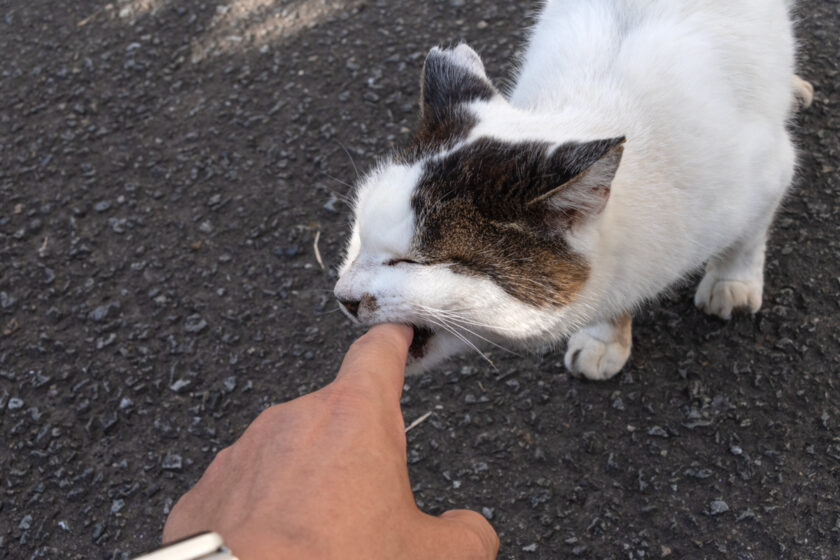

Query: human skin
left=162, top=324, right=499, bottom=559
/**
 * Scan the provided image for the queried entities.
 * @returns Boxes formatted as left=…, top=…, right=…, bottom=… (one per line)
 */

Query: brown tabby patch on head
left=410, top=139, right=595, bottom=307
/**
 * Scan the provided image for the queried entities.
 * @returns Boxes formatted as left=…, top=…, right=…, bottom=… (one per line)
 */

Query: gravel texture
left=1, top=0, right=839, bottom=558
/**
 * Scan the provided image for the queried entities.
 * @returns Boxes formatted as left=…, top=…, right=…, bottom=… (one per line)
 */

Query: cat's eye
left=385, top=258, right=420, bottom=267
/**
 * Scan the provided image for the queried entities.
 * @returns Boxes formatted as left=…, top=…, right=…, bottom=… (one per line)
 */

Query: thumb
left=438, top=509, right=500, bottom=559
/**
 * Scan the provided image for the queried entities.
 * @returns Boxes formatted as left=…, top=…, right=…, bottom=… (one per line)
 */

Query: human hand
left=162, top=324, right=499, bottom=559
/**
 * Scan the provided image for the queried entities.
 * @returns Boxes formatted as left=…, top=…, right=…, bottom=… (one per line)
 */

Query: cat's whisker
left=317, top=170, right=356, bottom=194
left=410, top=303, right=521, bottom=332
left=414, top=308, right=517, bottom=366
left=420, top=308, right=521, bottom=333
left=316, top=308, right=344, bottom=315
left=334, top=139, right=361, bottom=180
left=409, top=302, right=483, bottom=315
left=291, top=288, right=341, bottom=294
left=438, top=319, right=520, bottom=356
left=416, top=313, right=498, bottom=371
left=409, top=301, right=493, bottom=315
left=434, top=315, right=522, bottom=358
left=412, top=305, right=485, bottom=318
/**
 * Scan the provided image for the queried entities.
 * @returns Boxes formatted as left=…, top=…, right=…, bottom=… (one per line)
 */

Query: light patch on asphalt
left=188, top=0, right=363, bottom=62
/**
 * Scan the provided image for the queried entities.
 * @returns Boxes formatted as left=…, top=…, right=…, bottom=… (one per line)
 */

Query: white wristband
left=134, top=532, right=238, bottom=560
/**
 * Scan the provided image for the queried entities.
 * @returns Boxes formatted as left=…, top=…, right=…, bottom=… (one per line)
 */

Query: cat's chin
left=405, top=326, right=468, bottom=375
left=408, top=325, right=436, bottom=361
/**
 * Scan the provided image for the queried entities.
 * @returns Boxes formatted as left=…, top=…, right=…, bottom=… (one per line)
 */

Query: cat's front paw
left=694, top=272, right=762, bottom=320
left=564, top=316, right=632, bottom=381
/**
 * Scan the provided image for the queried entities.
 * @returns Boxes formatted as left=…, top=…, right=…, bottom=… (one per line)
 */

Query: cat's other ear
left=528, top=137, right=626, bottom=228
left=420, top=44, right=497, bottom=119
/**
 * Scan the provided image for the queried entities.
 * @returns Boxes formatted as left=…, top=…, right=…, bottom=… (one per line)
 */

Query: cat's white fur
left=336, top=0, right=806, bottom=378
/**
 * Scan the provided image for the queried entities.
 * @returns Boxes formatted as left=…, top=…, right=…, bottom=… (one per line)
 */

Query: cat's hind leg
left=793, top=75, right=814, bottom=110
left=694, top=242, right=765, bottom=320
left=695, top=132, right=796, bottom=320
left=565, top=313, right=632, bottom=381
left=694, top=186, right=786, bottom=320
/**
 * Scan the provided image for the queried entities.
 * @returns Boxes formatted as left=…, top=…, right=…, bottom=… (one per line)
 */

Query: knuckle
left=206, top=447, right=232, bottom=474
left=198, top=442, right=239, bottom=485
left=321, top=381, right=369, bottom=412
left=348, top=333, right=378, bottom=358
left=248, top=404, right=285, bottom=435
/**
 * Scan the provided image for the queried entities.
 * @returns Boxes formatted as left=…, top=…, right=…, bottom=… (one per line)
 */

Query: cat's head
left=334, top=44, right=624, bottom=372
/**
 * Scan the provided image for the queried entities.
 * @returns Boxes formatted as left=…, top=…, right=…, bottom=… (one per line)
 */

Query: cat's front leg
left=564, top=314, right=632, bottom=381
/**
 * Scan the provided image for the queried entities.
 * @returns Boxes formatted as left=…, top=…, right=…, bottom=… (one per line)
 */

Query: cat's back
left=511, top=0, right=795, bottom=123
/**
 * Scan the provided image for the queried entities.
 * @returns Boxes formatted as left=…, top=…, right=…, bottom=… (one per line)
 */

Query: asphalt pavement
left=1, top=0, right=839, bottom=558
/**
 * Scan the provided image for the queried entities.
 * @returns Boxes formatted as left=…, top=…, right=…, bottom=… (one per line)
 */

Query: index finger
left=334, top=323, right=413, bottom=405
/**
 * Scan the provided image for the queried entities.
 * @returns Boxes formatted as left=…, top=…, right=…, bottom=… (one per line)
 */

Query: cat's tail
left=792, top=74, right=814, bottom=110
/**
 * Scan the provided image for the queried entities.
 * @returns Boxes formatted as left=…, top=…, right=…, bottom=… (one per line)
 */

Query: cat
left=334, top=0, right=813, bottom=380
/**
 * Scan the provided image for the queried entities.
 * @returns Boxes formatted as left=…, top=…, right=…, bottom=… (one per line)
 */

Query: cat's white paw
left=564, top=316, right=632, bottom=381
left=694, top=272, right=762, bottom=320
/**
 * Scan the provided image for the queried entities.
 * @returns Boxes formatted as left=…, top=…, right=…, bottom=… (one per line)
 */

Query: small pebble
left=0, top=292, right=16, bottom=309
left=170, top=379, right=192, bottom=393
left=184, top=314, right=208, bottom=333
left=710, top=500, right=730, bottom=515
left=648, top=426, right=669, bottom=438
left=162, top=454, right=183, bottom=471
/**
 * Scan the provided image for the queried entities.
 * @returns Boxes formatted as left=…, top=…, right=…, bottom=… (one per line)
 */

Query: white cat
left=334, top=0, right=812, bottom=380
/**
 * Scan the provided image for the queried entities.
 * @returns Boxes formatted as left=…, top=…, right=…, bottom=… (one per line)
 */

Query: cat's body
left=335, top=0, right=811, bottom=379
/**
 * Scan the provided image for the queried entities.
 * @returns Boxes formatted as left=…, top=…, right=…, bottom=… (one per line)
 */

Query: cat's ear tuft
left=528, top=137, right=626, bottom=228
left=420, top=44, right=496, bottom=118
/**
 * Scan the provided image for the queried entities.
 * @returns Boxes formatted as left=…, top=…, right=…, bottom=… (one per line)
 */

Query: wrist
left=223, top=526, right=321, bottom=560
left=135, top=532, right=237, bottom=560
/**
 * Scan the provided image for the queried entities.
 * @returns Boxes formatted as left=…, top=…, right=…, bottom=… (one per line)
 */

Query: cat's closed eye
left=385, top=258, right=420, bottom=267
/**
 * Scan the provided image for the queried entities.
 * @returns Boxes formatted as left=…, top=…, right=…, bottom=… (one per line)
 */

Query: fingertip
left=349, top=323, right=413, bottom=365
left=367, top=323, right=413, bottom=351
left=334, top=323, right=413, bottom=398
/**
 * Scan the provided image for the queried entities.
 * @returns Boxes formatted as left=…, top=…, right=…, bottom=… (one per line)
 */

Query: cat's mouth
left=409, top=325, right=435, bottom=360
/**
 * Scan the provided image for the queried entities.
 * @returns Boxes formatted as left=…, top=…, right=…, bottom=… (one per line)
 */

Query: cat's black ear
left=527, top=137, right=626, bottom=227
left=420, top=44, right=496, bottom=119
